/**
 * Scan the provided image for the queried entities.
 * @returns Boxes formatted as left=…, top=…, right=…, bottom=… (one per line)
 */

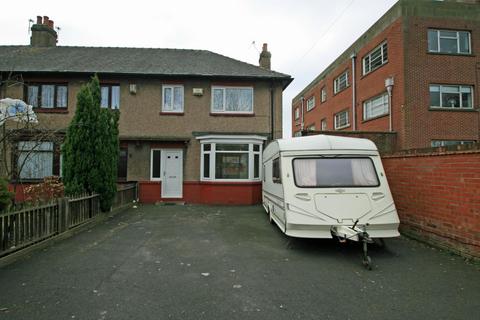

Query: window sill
left=335, top=124, right=351, bottom=130
left=160, top=112, right=184, bottom=116
left=426, top=51, right=474, bottom=57
left=33, top=108, right=69, bottom=114
left=428, top=107, right=477, bottom=112
left=210, top=112, right=255, bottom=117
left=362, top=113, right=389, bottom=123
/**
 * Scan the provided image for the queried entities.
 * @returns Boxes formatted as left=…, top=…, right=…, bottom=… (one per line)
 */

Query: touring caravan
left=262, top=135, right=400, bottom=268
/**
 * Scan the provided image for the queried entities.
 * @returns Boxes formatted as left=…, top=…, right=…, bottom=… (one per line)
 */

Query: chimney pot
left=36, top=16, right=42, bottom=24
left=259, top=42, right=272, bottom=70
left=43, top=16, right=49, bottom=25
left=48, top=20, right=54, bottom=29
left=31, top=15, right=57, bottom=47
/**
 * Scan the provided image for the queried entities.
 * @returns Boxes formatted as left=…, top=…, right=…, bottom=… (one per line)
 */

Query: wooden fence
left=0, top=183, right=137, bottom=258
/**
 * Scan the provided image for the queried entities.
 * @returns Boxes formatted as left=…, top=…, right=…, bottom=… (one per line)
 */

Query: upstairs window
left=363, top=41, right=388, bottom=75
left=162, top=85, right=184, bottom=113
left=101, top=85, right=120, bottom=110
left=334, top=110, right=349, bottom=130
left=363, top=92, right=389, bottom=120
left=211, top=86, right=253, bottom=113
left=321, top=87, right=327, bottom=102
left=26, top=84, right=68, bottom=109
left=334, top=71, right=349, bottom=94
left=428, top=29, right=471, bottom=54
left=294, top=107, right=300, bottom=120
left=429, top=85, right=473, bottom=109
left=306, top=96, right=315, bottom=111
left=321, top=118, right=327, bottom=131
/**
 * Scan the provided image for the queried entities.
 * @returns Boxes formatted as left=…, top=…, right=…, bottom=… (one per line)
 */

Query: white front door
left=162, top=149, right=183, bottom=198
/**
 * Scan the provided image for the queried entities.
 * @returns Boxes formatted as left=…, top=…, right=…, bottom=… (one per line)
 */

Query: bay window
left=197, top=135, right=266, bottom=181
left=211, top=86, right=253, bottom=113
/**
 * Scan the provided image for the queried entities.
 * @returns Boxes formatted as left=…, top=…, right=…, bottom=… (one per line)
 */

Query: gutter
left=351, top=53, right=357, bottom=131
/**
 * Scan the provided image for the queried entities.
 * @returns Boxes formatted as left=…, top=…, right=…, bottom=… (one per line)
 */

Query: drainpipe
left=350, top=53, right=357, bottom=131
left=385, top=77, right=395, bottom=132
left=270, top=82, right=275, bottom=140
left=300, top=96, right=305, bottom=132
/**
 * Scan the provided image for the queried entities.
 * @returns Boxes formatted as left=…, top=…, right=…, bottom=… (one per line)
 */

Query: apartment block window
left=293, top=131, right=302, bottom=137
left=294, top=107, right=300, bottom=120
left=334, top=110, right=349, bottom=129
left=162, top=85, right=184, bottom=112
left=306, top=96, right=315, bottom=111
left=26, top=84, right=68, bottom=109
left=428, top=29, right=471, bottom=54
left=363, top=92, right=389, bottom=120
left=429, top=85, right=473, bottom=109
left=211, top=86, right=253, bottom=113
left=334, top=71, right=349, bottom=94
left=101, top=85, right=120, bottom=110
left=17, top=141, right=54, bottom=179
left=363, top=41, right=388, bottom=75
left=307, top=124, right=316, bottom=131
left=431, top=140, right=475, bottom=147
left=200, top=141, right=262, bottom=181
left=321, top=118, right=327, bottom=131
left=321, top=87, right=327, bottom=102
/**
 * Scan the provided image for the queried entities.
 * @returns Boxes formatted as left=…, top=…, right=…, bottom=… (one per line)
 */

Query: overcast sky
left=1, top=0, right=398, bottom=137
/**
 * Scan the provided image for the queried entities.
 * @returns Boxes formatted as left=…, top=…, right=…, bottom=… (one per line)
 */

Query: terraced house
left=0, top=16, right=292, bottom=204
left=292, top=0, right=479, bottom=150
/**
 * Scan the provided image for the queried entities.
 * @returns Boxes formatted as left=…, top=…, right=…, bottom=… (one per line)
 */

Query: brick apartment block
left=292, top=0, right=480, bottom=150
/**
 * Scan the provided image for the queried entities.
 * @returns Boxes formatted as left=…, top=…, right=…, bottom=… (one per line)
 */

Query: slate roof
left=0, top=46, right=291, bottom=84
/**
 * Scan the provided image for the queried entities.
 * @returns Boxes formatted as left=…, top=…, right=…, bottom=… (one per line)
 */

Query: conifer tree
left=0, top=177, right=13, bottom=211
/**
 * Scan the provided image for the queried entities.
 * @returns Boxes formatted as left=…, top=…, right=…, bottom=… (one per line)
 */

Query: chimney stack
left=30, top=15, right=57, bottom=47
left=259, top=43, right=271, bottom=70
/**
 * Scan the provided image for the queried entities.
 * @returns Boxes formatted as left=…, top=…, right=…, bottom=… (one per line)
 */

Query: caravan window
left=272, top=158, right=281, bottom=184
left=293, top=157, right=379, bottom=188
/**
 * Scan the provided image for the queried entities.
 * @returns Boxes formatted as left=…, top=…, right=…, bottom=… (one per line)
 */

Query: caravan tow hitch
left=332, top=220, right=374, bottom=270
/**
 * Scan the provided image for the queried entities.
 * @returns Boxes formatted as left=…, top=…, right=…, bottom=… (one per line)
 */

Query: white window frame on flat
left=321, top=87, right=327, bottom=102
left=196, top=135, right=266, bottom=182
left=306, top=96, right=315, bottom=111
left=334, top=71, right=349, bottom=94
left=162, top=85, right=184, bottom=113
left=428, top=29, right=471, bottom=55
left=321, top=118, right=327, bottom=131
left=362, top=41, right=388, bottom=75
left=211, top=86, right=254, bottom=114
left=429, top=84, right=473, bottom=109
left=334, top=110, right=350, bottom=130
left=431, top=140, right=475, bottom=147
left=150, top=149, right=163, bottom=181
left=363, top=92, right=389, bottom=120
left=294, top=107, right=300, bottom=120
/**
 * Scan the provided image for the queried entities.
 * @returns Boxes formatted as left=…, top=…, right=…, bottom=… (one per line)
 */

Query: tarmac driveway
left=0, top=204, right=479, bottom=320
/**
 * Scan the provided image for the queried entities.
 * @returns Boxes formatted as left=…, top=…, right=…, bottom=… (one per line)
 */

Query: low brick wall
left=382, top=145, right=480, bottom=259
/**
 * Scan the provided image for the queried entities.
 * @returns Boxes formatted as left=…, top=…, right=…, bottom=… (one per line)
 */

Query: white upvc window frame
left=210, top=86, right=254, bottom=114
left=162, top=84, right=184, bottom=113
left=197, top=135, right=266, bottom=182
left=362, top=41, right=388, bottom=75
left=431, top=140, right=475, bottom=147
left=428, top=29, right=471, bottom=55
left=334, top=110, right=350, bottom=130
left=363, top=92, right=389, bottom=120
left=321, top=118, right=327, bottom=131
left=429, top=84, right=474, bottom=109
left=306, top=96, right=315, bottom=111
left=321, top=87, right=327, bottom=102
left=294, top=107, right=300, bottom=120
left=150, top=148, right=163, bottom=181
left=334, top=71, right=349, bottom=94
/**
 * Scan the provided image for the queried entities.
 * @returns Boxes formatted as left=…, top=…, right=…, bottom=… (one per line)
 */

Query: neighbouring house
left=292, top=0, right=479, bottom=150
left=0, top=16, right=292, bottom=204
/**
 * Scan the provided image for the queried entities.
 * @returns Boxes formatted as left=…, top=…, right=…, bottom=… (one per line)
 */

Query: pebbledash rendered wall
left=382, top=145, right=480, bottom=259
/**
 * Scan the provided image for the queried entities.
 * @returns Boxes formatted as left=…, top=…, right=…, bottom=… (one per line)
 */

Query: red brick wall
left=403, top=16, right=480, bottom=149
left=382, top=149, right=480, bottom=258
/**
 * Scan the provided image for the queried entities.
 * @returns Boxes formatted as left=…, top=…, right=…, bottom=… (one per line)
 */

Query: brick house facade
left=292, top=0, right=479, bottom=150
left=0, top=16, right=292, bottom=204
